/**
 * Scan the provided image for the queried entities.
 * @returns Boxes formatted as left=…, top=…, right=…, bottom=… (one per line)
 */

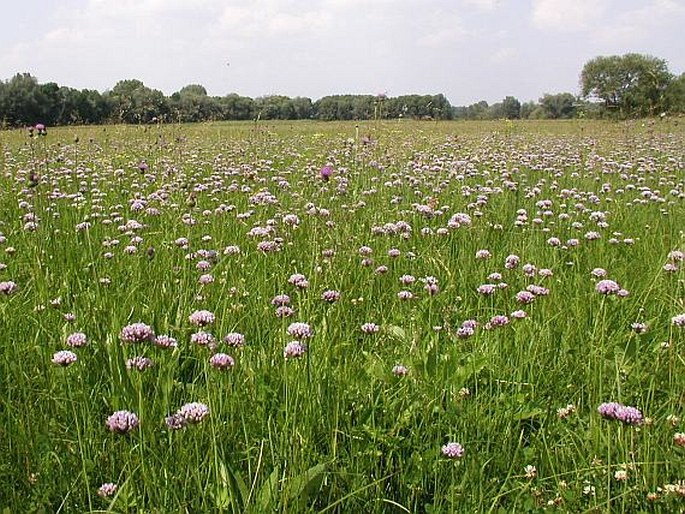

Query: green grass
left=0, top=119, right=683, bottom=513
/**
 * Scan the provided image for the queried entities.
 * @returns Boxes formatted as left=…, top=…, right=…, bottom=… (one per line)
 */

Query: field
left=0, top=119, right=683, bottom=513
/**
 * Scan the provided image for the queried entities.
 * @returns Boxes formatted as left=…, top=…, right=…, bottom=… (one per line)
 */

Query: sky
left=1, top=0, right=684, bottom=105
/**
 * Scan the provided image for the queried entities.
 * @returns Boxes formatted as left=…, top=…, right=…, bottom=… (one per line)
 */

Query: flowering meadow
left=0, top=119, right=684, bottom=512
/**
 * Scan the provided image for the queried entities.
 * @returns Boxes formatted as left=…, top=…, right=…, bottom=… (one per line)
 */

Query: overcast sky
left=1, top=0, right=683, bottom=105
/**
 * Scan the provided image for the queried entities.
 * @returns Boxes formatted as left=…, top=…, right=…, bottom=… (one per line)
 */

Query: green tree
left=0, top=73, right=43, bottom=125
left=580, top=53, right=673, bottom=117
left=219, top=94, right=254, bottom=120
left=501, top=96, right=521, bottom=119
left=539, top=92, right=577, bottom=119
left=107, top=79, right=169, bottom=123
left=663, top=73, right=685, bottom=114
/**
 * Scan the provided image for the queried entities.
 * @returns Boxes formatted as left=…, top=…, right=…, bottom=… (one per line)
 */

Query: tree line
left=1, top=53, right=683, bottom=127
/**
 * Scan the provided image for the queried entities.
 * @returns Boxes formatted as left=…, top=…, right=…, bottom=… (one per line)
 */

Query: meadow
left=0, top=118, right=683, bottom=513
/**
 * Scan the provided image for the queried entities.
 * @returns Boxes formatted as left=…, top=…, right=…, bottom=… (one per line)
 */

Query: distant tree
left=107, top=79, right=169, bottom=123
left=169, top=84, right=221, bottom=122
left=290, top=97, right=313, bottom=119
left=539, top=92, right=577, bottom=119
left=465, top=101, right=489, bottom=120
left=501, top=96, right=521, bottom=119
left=218, top=94, right=253, bottom=120
left=0, top=73, right=44, bottom=125
left=519, top=101, right=538, bottom=119
left=664, top=73, right=685, bottom=113
left=580, top=54, right=673, bottom=117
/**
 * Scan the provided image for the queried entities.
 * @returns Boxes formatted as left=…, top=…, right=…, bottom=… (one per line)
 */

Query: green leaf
left=256, top=466, right=280, bottom=512
left=284, top=463, right=328, bottom=510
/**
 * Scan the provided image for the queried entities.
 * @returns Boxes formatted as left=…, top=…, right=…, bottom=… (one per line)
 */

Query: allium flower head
left=488, top=315, right=509, bottom=328
left=672, top=314, right=685, bottom=327
left=399, top=274, right=416, bottom=285
left=477, top=284, right=497, bottom=296
left=189, top=309, right=214, bottom=327
left=154, top=334, right=178, bottom=349
left=66, top=332, right=88, bottom=347
left=275, top=306, right=294, bottom=318
left=392, top=364, right=409, bottom=376
left=441, top=442, right=464, bottom=459
left=119, top=323, right=155, bottom=344
left=361, top=322, right=380, bottom=334
left=126, top=356, right=154, bottom=371
left=595, top=279, right=621, bottom=295
left=515, top=291, right=535, bottom=304
left=287, top=322, right=313, bottom=340
left=0, top=281, right=18, bottom=295
left=165, top=413, right=186, bottom=430
left=97, top=483, right=118, bottom=498
left=178, top=402, right=209, bottom=424
left=504, top=254, right=520, bottom=269
left=210, top=353, right=235, bottom=370
left=597, top=402, right=643, bottom=425
left=106, top=410, right=139, bottom=434
left=673, top=432, right=685, bottom=447
left=190, top=331, right=216, bottom=348
left=271, top=294, right=291, bottom=306
left=631, top=322, right=648, bottom=334
left=321, top=290, right=341, bottom=303
left=288, top=273, right=309, bottom=288
left=223, top=332, right=245, bottom=348
left=284, top=341, right=307, bottom=359
left=52, top=350, right=77, bottom=366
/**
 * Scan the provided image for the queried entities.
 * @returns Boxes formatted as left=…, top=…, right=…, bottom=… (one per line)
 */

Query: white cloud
left=593, top=0, right=685, bottom=45
left=531, top=0, right=609, bottom=31
left=462, top=0, right=497, bottom=11
left=490, top=46, right=518, bottom=63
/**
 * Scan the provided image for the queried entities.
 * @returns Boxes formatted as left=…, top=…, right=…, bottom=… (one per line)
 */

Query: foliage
left=580, top=53, right=673, bottom=117
left=1, top=51, right=684, bottom=127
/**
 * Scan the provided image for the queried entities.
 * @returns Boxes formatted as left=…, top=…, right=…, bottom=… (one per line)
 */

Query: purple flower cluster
left=288, top=273, right=309, bottom=289
left=672, top=314, right=685, bottom=327
left=441, top=442, right=465, bottom=459
left=361, top=322, right=380, bottom=334
left=119, top=323, right=155, bottom=344
left=125, top=356, right=154, bottom=371
left=271, top=294, right=291, bottom=306
left=597, top=402, right=643, bottom=425
left=97, top=482, right=118, bottom=497
left=210, top=353, right=235, bottom=370
left=154, top=334, right=178, bottom=349
left=287, top=322, right=313, bottom=340
left=66, top=332, right=88, bottom=347
left=223, top=332, right=245, bottom=348
left=190, top=331, right=216, bottom=348
left=189, top=310, right=215, bottom=326
left=52, top=350, right=77, bottom=366
left=0, top=281, right=18, bottom=295
left=392, top=364, right=409, bottom=376
left=166, top=402, right=210, bottom=430
left=595, top=279, right=621, bottom=295
left=321, top=290, right=341, bottom=303
left=106, top=410, right=140, bottom=434
left=284, top=341, right=307, bottom=359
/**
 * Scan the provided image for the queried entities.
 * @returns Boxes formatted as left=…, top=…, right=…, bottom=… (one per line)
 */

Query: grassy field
left=0, top=119, right=683, bottom=513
